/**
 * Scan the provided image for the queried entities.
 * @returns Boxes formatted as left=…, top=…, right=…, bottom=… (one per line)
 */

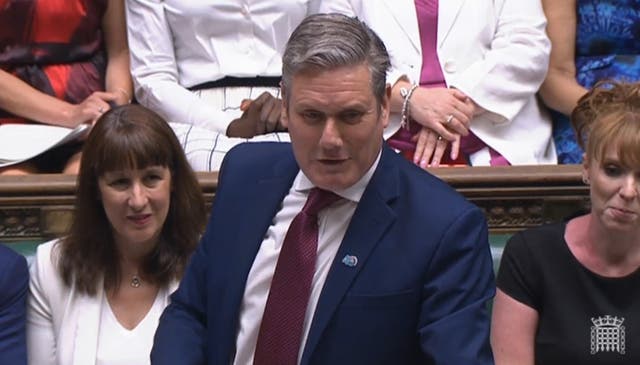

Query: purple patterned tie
left=253, top=188, right=341, bottom=365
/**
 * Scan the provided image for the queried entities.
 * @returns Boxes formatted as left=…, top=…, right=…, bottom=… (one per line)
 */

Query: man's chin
left=311, top=174, right=355, bottom=191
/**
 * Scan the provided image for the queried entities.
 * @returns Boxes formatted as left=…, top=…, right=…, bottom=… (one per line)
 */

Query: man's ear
left=280, top=84, right=289, bottom=128
left=381, top=84, right=392, bottom=128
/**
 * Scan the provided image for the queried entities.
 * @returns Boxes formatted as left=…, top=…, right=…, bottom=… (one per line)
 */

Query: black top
left=497, top=222, right=640, bottom=364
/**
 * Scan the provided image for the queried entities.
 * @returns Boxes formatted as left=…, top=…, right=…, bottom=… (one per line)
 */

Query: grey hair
left=282, top=13, right=391, bottom=106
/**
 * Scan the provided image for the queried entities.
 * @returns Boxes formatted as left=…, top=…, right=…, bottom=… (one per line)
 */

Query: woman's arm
left=391, top=79, right=473, bottom=167
left=126, top=0, right=233, bottom=133
left=391, top=79, right=473, bottom=138
left=0, top=2, right=127, bottom=128
left=491, top=289, right=538, bottom=365
left=102, top=0, right=133, bottom=106
left=0, top=70, right=111, bottom=128
left=447, top=0, right=551, bottom=124
left=538, top=0, right=587, bottom=115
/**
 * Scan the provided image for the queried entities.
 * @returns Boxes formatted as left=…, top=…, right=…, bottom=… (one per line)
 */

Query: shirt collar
left=293, top=149, right=382, bottom=203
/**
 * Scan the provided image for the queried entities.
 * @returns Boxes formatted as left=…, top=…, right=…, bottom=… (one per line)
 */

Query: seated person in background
left=0, top=244, right=28, bottom=365
left=0, top=0, right=133, bottom=175
left=126, top=0, right=325, bottom=171
left=539, top=0, right=640, bottom=164
left=492, top=80, right=640, bottom=364
left=320, top=0, right=556, bottom=167
left=27, top=105, right=207, bottom=365
left=151, top=13, right=495, bottom=364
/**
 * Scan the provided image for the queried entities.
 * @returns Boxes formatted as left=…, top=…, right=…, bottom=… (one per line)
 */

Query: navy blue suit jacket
left=0, top=244, right=28, bottom=365
left=152, top=142, right=495, bottom=364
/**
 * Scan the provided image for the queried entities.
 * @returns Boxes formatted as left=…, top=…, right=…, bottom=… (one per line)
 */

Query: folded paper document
left=0, top=123, right=88, bottom=168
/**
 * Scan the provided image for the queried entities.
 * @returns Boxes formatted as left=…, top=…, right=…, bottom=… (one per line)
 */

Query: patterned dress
left=0, top=0, right=108, bottom=124
left=553, top=0, right=640, bottom=164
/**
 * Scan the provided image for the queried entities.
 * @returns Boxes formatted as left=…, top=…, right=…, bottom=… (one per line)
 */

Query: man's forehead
left=291, top=66, right=372, bottom=90
left=292, top=63, right=372, bottom=81
left=290, top=89, right=376, bottom=111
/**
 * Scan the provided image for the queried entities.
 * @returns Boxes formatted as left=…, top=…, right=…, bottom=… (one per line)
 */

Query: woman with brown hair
left=26, top=104, right=207, bottom=365
left=492, top=80, right=640, bottom=364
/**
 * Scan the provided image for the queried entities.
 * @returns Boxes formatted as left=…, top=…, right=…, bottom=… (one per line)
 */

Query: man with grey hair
left=152, top=13, right=495, bottom=365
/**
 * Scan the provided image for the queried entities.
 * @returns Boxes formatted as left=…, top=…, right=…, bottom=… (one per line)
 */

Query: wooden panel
left=427, top=165, right=589, bottom=233
left=0, top=165, right=588, bottom=241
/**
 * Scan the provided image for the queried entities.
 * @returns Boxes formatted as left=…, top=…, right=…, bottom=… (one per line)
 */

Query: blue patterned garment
left=553, top=0, right=640, bottom=164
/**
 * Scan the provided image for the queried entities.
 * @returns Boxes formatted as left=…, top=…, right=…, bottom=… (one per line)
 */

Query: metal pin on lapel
left=341, top=254, right=358, bottom=267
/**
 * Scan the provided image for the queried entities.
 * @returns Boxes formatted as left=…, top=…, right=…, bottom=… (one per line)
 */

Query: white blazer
left=320, top=0, right=557, bottom=165
left=26, top=240, right=178, bottom=365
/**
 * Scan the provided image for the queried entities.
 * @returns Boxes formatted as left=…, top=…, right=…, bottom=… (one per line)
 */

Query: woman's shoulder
left=30, top=239, right=67, bottom=294
left=505, top=221, right=567, bottom=258
left=33, top=239, right=62, bottom=269
left=497, top=222, right=570, bottom=304
left=518, top=221, right=565, bottom=237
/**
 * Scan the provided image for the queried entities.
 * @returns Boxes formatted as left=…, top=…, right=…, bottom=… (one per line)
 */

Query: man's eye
left=303, top=111, right=323, bottom=122
left=341, top=111, right=363, bottom=123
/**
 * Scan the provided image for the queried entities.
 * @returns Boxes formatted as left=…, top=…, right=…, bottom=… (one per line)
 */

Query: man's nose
left=319, top=119, right=343, bottom=148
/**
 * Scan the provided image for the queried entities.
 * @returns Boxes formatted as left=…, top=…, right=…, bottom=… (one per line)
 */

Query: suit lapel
left=216, top=153, right=299, bottom=361
left=382, top=0, right=421, bottom=53
left=301, top=148, right=399, bottom=364
left=381, top=0, right=467, bottom=52
left=437, top=0, right=467, bottom=47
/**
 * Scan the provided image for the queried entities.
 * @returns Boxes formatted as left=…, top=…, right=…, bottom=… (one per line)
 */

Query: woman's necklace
left=131, top=274, right=142, bottom=288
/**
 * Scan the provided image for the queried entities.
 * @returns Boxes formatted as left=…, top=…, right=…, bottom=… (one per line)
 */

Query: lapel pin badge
left=341, top=254, right=358, bottom=268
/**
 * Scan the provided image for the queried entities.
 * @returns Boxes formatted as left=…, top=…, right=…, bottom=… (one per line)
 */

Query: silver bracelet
left=399, top=83, right=419, bottom=129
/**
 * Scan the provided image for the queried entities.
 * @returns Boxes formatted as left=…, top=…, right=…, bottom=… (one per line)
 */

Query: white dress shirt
left=126, top=0, right=323, bottom=132
left=233, top=151, right=381, bottom=365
